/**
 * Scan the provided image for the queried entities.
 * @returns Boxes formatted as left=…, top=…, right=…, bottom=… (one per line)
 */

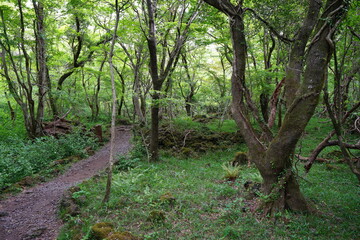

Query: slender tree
left=103, top=0, right=123, bottom=203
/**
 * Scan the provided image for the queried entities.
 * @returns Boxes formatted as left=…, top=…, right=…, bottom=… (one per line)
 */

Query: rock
left=0, top=211, right=9, bottom=217
left=59, top=186, right=81, bottom=218
left=43, top=118, right=73, bottom=137
left=18, top=176, right=37, bottom=187
left=90, top=222, right=114, bottom=240
left=232, top=152, right=248, bottom=166
left=107, top=231, right=142, bottom=240
left=24, top=227, right=47, bottom=240
left=244, top=180, right=261, bottom=200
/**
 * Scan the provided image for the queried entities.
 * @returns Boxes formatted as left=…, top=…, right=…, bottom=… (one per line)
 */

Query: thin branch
left=243, top=8, right=293, bottom=43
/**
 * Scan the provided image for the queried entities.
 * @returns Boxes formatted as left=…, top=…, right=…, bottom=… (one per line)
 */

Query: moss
left=180, top=147, right=193, bottom=156
left=106, top=231, right=142, bottom=240
left=160, top=192, right=176, bottom=205
left=232, top=152, right=248, bottom=166
left=244, top=180, right=261, bottom=200
left=147, top=210, right=166, bottom=223
left=89, top=222, right=114, bottom=240
left=59, top=186, right=82, bottom=219
left=140, top=121, right=244, bottom=156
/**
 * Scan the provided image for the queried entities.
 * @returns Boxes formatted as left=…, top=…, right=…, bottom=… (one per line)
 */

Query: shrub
left=0, top=129, right=99, bottom=189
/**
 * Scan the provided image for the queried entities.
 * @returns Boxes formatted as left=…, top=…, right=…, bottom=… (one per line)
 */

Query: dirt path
left=0, top=126, right=132, bottom=240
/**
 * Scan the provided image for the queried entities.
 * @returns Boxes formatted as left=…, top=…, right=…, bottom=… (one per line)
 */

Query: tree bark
left=1, top=0, right=47, bottom=138
left=284, top=0, right=322, bottom=108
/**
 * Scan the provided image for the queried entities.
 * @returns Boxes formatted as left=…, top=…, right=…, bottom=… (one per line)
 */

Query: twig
left=182, top=130, right=193, bottom=148
left=354, top=117, right=360, bottom=134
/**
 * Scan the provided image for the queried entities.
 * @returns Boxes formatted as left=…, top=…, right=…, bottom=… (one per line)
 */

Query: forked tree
left=144, top=0, right=202, bottom=161
left=204, top=0, right=349, bottom=215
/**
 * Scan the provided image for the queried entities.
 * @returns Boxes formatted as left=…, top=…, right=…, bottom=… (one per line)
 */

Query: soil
left=0, top=126, right=132, bottom=240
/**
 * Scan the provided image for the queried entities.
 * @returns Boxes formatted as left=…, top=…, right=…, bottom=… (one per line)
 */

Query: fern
left=221, top=162, right=241, bottom=180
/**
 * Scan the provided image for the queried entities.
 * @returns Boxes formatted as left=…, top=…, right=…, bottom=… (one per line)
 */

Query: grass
left=58, top=145, right=359, bottom=239
left=3, top=112, right=355, bottom=239
left=171, top=117, right=238, bottom=133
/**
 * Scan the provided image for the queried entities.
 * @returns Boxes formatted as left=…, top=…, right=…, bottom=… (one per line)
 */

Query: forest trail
left=0, top=126, right=132, bottom=240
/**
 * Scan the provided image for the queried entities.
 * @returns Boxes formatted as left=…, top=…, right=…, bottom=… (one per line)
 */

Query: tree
left=304, top=14, right=360, bottom=180
left=178, top=51, right=201, bottom=117
left=204, top=0, right=349, bottom=215
left=144, top=0, right=201, bottom=161
left=0, top=0, right=49, bottom=138
left=103, top=0, right=129, bottom=203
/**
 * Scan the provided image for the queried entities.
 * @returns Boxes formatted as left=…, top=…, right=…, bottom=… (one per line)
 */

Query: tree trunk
left=260, top=93, right=269, bottom=122
left=146, top=0, right=161, bottom=162
left=145, top=0, right=200, bottom=161
left=205, top=0, right=348, bottom=214
left=284, top=0, right=322, bottom=108
left=103, top=0, right=121, bottom=203
left=259, top=0, right=348, bottom=213
left=185, top=102, right=192, bottom=117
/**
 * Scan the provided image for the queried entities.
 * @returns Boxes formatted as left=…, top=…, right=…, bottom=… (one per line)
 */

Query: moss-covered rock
left=106, top=231, right=142, bottom=240
left=147, top=210, right=166, bottom=223
left=244, top=180, right=261, bottom=200
left=232, top=152, right=248, bottom=166
left=160, top=192, right=176, bottom=206
left=90, top=222, right=114, bottom=240
left=59, top=186, right=81, bottom=219
left=136, top=122, right=244, bottom=157
left=180, top=147, right=193, bottom=156
left=192, top=114, right=210, bottom=123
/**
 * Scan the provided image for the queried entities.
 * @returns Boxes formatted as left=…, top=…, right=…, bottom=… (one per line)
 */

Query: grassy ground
left=58, top=118, right=360, bottom=240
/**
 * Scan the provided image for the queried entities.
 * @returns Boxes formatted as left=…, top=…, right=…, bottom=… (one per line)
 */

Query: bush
left=0, top=129, right=99, bottom=189
left=115, top=156, right=141, bottom=171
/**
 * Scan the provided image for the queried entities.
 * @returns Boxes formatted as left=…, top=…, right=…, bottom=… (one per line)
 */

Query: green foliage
left=0, top=106, right=26, bottom=140
left=172, top=117, right=238, bottom=133
left=221, top=162, right=241, bottom=181
left=58, top=127, right=359, bottom=240
left=115, top=156, right=141, bottom=172
left=0, top=129, right=99, bottom=189
left=221, top=226, right=241, bottom=240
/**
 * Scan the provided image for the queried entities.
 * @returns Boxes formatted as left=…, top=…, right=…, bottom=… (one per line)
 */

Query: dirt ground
left=0, top=126, right=132, bottom=240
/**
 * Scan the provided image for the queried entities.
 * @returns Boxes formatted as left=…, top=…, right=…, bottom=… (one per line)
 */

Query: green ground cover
left=58, top=118, right=360, bottom=240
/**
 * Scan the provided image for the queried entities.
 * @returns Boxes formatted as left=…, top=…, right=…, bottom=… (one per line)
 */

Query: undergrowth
left=0, top=129, right=99, bottom=190
left=58, top=116, right=359, bottom=239
left=58, top=151, right=359, bottom=239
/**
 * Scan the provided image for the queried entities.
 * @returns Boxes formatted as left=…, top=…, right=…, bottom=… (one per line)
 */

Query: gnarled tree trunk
left=204, top=0, right=348, bottom=214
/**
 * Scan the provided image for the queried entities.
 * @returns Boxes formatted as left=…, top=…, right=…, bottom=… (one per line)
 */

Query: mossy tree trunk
left=204, top=0, right=349, bottom=214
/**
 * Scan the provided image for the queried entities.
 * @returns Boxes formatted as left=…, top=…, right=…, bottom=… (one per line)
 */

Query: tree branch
left=243, top=8, right=293, bottom=43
